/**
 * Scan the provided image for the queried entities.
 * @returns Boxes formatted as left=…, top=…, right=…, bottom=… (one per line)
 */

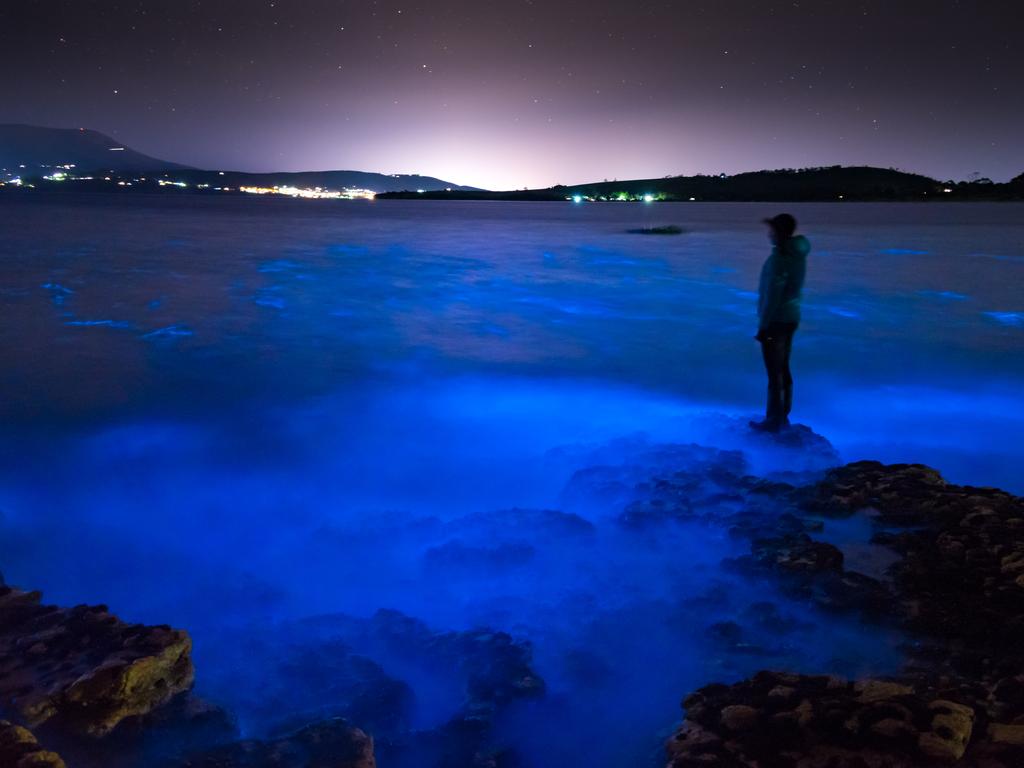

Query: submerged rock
left=0, top=587, right=194, bottom=737
left=200, top=608, right=544, bottom=767
left=178, top=718, right=374, bottom=768
left=423, top=540, right=536, bottom=572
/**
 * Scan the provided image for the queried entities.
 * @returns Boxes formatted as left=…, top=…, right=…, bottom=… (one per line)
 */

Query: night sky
left=2, top=1, right=1021, bottom=189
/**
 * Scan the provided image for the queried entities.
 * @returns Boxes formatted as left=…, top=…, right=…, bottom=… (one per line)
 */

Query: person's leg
left=760, top=330, right=786, bottom=425
left=780, top=324, right=797, bottom=420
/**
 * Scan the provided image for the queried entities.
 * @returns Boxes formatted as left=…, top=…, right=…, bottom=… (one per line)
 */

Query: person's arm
left=757, top=256, right=790, bottom=334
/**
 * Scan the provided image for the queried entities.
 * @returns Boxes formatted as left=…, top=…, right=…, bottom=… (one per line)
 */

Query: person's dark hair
left=764, top=213, right=797, bottom=240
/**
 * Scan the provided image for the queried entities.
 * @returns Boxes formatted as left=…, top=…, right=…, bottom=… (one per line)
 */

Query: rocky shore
left=667, top=461, right=1024, bottom=767
left=3, top=444, right=1023, bottom=767
left=0, top=587, right=544, bottom=767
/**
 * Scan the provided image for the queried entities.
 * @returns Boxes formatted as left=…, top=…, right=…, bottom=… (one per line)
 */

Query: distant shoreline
left=3, top=162, right=1021, bottom=203
left=4, top=186, right=1024, bottom=206
left=378, top=165, right=1023, bottom=203
left=4, top=164, right=1024, bottom=205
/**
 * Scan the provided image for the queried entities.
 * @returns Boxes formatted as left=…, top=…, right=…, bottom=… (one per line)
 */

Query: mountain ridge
left=0, top=124, right=479, bottom=192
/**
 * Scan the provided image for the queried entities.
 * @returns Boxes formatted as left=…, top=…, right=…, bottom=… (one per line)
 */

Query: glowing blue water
left=0, top=193, right=1021, bottom=765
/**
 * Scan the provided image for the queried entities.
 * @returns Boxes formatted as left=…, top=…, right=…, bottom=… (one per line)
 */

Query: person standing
left=751, top=213, right=809, bottom=432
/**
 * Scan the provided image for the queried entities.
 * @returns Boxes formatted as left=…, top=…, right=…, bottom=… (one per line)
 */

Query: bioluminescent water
left=0, top=193, right=1022, bottom=766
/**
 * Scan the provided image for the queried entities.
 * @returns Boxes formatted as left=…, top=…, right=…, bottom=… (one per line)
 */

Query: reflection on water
left=0, top=193, right=1021, bottom=765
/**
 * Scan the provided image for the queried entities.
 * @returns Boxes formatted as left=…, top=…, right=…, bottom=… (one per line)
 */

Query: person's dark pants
left=759, top=321, right=798, bottom=426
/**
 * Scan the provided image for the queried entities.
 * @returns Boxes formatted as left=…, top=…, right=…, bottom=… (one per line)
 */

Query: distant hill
left=166, top=168, right=480, bottom=193
left=570, top=166, right=941, bottom=201
left=0, top=124, right=479, bottom=192
left=0, top=124, right=191, bottom=173
left=381, top=166, right=1023, bottom=202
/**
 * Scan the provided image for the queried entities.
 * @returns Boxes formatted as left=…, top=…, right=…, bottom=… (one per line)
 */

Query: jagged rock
left=0, top=720, right=66, bottom=767
left=178, top=717, right=374, bottom=768
left=668, top=672, right=990, bottom=767
left=808, top=462, right=1024, bottom=648
left=0, top=587, right=194, bottom=737
left=917, top=699, right=973, bottom=761
left=199, top=628, right=414, bottom=738
left=335, top=609, right=546, bottom=713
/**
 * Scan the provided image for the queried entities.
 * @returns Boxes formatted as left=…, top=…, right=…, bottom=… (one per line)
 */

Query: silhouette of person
left=751, top=213, right=809, bottom=432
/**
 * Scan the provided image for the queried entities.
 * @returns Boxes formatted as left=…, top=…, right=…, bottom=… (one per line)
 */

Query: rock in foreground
left=0, top=720, right=66, bottom=767
left=668, top=461, right=1024, bottom=767
left=668, top=672, right=994, bottom=767
left=0, top=586, right=194, bottom=737
left=178, top=718, right=374, bottom=768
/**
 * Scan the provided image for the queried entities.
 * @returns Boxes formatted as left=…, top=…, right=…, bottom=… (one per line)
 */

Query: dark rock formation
left=178, top=718, right=374, bottom=768
left=668, top=672, right=982, bottom=767
left=190, top=609, right=543, bottom=768
left=71, top=694, right=239, bottom=768
left=0, top=586, right=194, bottom=737
left=667, top=462, right=1024, bottom=767
left=0, top=720, right=66, bottom=767
left=335, top=609, right=546, bottom=715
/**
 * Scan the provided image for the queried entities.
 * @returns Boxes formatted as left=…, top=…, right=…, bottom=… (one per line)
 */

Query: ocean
left=1, top=192, right=1021, bottom=765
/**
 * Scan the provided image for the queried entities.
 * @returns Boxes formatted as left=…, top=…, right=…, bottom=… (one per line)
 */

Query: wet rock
left=178, top=717, right=374, bottom=768
left=350, top=610, right=546, bottom=713
left=668, top=462, right=1024, bottom=768
left=255, top=610, right=544, bottom=766
left=48, top=694, right=238, bottom=768
left=0, top=586, right=194, bottom=737
left=725, top=509, right=823, bottom=541
left=854, top=680, right=914, bottom=703
left=917, top=699, right=973, bottom=761
left=668, top=672, right=988, bottom=767
left=562, top=443, right=749, bottom=520
left=729, top=534, right=846, bottom=594
left=200, top=629, right=414, bottom=738
left=719, top=704, right=758, bottom=732
left=375, top=714, right=514, bottom=768
left=746, top=422, right=840, bottom=460
left=0, top=720, right=66, bottom=768
left=423, top=540, right=536, bottom=572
